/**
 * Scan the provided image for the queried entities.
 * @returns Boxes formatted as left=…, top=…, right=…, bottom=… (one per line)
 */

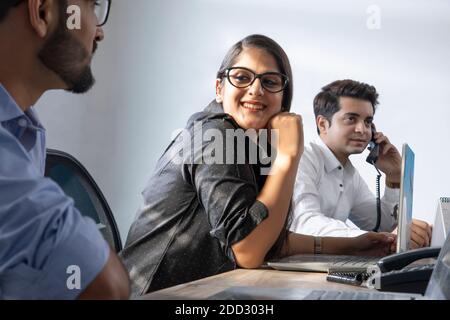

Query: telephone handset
left=368, top=247, right=441, bottom=294
left=366, top=125, right=382, bottom=232
left=366, top=125, right=380, bottom=165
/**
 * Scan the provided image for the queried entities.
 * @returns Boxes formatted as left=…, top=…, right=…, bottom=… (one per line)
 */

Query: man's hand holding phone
left=370, top=126, right=402, bottom=184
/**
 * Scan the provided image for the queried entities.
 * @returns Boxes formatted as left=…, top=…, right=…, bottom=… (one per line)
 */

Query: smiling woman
left=215, top=47, right=287, bottom=131
left=119, top=34, right=396, bottom=297
left=119, top=34, right=303, bottom=296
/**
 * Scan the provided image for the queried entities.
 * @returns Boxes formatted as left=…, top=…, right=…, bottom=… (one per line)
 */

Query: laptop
left=396, top=143, right=415, bottom=253
left=208, top=229, right=450, bottom=300
left=267, top=143, right=415, bottom=273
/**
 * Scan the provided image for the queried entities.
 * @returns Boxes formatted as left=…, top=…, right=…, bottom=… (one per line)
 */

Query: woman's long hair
left=217, top=34, right=295, bottom=259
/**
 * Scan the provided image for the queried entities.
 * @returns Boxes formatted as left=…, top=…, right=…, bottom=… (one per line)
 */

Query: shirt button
left=340, top=184, right=343, bottom=187
left=18, top=118, right=28, bottom=127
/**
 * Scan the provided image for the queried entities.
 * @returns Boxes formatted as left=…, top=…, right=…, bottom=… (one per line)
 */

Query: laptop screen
left=396, top=144, right=415, bottom=253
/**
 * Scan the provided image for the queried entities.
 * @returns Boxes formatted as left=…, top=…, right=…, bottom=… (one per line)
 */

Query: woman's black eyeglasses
left=221, top=67, right=289, bottom=93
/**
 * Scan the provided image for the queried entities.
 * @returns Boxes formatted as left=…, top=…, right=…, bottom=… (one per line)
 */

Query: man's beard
left=38, top=18, right=97, bottom=94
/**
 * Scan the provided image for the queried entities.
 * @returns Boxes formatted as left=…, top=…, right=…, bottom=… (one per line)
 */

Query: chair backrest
left=44, top=149, right=122, bottom=252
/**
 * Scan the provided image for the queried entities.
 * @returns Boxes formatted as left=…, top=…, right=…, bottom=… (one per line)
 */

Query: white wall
left=36, top=0, right=450, bottom=241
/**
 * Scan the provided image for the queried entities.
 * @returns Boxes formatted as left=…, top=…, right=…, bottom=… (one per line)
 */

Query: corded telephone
left=366, top=125, right=382, bottom=232
left=366, top=125, right=380, bottom=165
left=368, top=247, right=441, bottom=294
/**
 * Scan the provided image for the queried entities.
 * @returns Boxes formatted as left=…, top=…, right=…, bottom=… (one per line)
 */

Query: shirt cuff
left=384, top=186, right=400, bottom=204
left=210, top=200, right=269, bottom=261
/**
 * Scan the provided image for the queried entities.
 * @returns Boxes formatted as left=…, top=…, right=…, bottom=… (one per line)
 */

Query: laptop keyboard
left=276, top=254, right=379, bottom=269
left=281, top=254, right=377, bottom=264
left=208, top=287, right=420, bottom=300
left=303, top=290, right=399, bottom=300
left=331, top=256, right=378, bottom=268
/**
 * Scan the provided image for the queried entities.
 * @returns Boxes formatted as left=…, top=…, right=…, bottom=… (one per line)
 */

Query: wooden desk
left=142, top=268, right=371, bottom=300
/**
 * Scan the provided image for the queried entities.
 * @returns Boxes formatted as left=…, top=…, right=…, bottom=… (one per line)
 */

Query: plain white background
left=36, top=0, right=450, bottom=242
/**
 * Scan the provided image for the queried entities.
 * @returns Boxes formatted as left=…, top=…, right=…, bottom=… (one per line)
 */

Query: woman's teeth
left=242, top=103, right=264, bottom=110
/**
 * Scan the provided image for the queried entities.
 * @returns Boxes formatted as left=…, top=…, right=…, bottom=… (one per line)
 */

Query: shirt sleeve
left=0, top=128, right=109, bottom=300
left=184, top=117, right=269, bottom=261
left=348, top=173, right=399, bottom=233
left=290, top=149, right=367, bottom=237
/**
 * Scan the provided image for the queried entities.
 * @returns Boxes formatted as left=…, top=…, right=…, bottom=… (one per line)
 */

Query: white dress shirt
left=290, top=138, right=399, bottom=237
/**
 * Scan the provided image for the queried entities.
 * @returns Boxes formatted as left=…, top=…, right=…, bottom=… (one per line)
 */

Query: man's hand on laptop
left=351, top=232, right=396, bottom=256
left=409, top=219, right=432, bottom=249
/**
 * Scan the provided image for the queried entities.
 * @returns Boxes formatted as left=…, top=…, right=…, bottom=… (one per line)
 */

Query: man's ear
left=317, top=115, right=330, bottom=135
left=215, top=78, right=223, bottom=103
left=27, top=0, right=57, bottom=38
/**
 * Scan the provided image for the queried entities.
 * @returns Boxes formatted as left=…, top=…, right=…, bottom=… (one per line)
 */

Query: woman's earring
left=216, top=96, right=223, bottom=103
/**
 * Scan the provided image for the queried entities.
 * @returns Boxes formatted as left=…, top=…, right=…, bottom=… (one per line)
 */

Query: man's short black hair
left=0, top=0, right=24, bottom=23
left=313, top=79, right=379, bottom=134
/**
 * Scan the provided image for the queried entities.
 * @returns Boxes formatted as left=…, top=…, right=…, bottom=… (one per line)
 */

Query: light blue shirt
left=0, top=84, right=109, bottom=299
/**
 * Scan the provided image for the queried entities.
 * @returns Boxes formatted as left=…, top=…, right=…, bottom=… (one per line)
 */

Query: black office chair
left=44, top=149, right=122, bottom=252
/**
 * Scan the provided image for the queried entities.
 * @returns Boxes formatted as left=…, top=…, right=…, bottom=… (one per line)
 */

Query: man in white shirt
left=290, top=79, right=432, bottom=249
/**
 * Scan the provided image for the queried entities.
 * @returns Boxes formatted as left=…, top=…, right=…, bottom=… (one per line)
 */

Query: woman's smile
left=241, top=100, right=267, bottom=112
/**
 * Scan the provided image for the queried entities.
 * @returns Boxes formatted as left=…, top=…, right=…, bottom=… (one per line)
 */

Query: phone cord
left=372, top=166, right=382, bottom=232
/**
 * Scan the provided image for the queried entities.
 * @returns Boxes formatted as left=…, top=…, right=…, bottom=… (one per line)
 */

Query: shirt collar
left=314, top=137, right=355, bottom=173
left=204, top=99, right=225, bottom=114
left=0, top=83, right=24, bottom=122
left=0, top=84, right=44, bottom=129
